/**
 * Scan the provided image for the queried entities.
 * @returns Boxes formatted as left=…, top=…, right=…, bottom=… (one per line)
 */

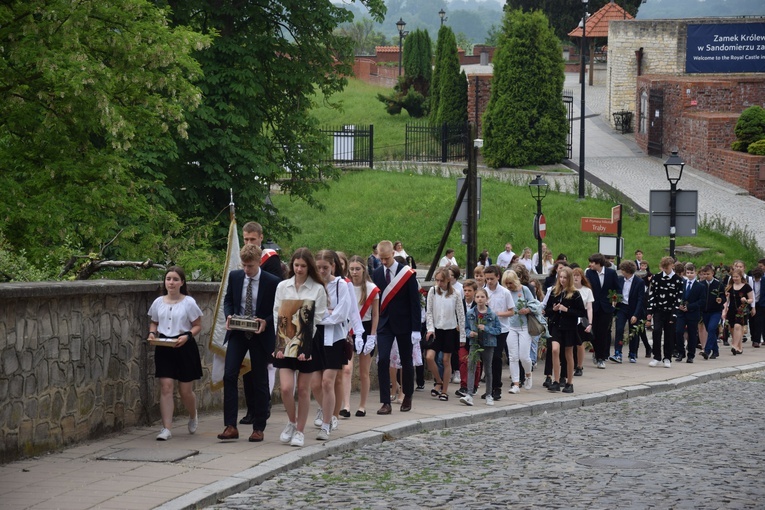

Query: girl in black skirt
left=147, top=266, right=203, bottom=441
left=544, top=266, right=586, bottom=394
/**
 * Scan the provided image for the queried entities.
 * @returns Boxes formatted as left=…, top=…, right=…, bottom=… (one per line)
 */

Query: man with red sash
left=239, top=222, right=283, bottom=425
left=372, top=240, right=421, bottom=414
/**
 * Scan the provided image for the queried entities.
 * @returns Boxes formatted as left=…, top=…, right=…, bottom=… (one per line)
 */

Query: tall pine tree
left=483, top=9, right=566, bottom=167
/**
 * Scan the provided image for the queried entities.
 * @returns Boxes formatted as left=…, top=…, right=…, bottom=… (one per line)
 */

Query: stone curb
left=155, top=363, right=763, bottom=510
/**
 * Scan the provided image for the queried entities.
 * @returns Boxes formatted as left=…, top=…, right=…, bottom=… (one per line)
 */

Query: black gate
left=319, top=124, right=374, bottom=168
left=405, top=121, right=469, bottom=162
left=647, top=90, right=664, bottom=157
left=563, top=89, right=573, bottom=160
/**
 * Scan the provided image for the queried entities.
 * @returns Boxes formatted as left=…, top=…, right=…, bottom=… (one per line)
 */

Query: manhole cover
left=576, top=457, right=653, bottom=470
left=98, top=448, right=199, bottom=462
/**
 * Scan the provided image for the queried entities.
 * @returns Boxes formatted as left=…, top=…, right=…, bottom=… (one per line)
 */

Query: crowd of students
left=146, top=229, right=765, bottom=446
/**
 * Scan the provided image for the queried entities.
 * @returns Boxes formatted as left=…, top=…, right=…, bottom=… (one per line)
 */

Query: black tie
left=386, top=268, right=391, bottom=285
left=244, top=277, right=254, bottom=338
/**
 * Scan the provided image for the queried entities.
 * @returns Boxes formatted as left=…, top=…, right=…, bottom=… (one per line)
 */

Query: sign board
left=456, top=177, right=482, bottom=222
left=581, top=217, right=618, bottom=234
left=533, top=213, right=547, bottom=240
left=686, top=23, right=765, bottom=74
left=649, top=190, right=698, bottom=237
left=611, top=205, right=621, bottom=222
left=598, top=236, right=623, bottom=258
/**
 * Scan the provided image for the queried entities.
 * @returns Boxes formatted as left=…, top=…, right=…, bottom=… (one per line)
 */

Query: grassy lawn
left=312, top=78, right=412, bottom=161
left=271, top=168, right=759, bottom=271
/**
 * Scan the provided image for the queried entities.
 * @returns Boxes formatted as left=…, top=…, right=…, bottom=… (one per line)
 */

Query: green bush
left=747, top=138, right=765, bottom=156
left=732, top=105, right=765, bottom=152
left=401, top=89, right=426, bottom=118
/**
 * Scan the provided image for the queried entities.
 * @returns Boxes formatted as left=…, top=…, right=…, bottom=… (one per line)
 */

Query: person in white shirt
left=496, top=243, right=515, bottom=270
left=425, top=267, right=466, bottom=401
left=531, top=242, right=548, bottom=272
left=439, top=248, right=458, bottom=268
left=483, top=265, right=515, bottom=400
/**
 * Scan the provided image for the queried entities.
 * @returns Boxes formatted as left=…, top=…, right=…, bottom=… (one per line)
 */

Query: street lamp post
left=663, top=151, right=685, bottom=260
left=397, top=18, right=407, bottom=77
left=439, top=8, right=448, bottom=26
left=529, top=175, right=550, bottom=275
left=578, top=0, right=589, bottom=199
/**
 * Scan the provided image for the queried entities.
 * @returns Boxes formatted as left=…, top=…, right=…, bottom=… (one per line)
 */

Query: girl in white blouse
left=147, top=266, right=203, bottom=441
left=425, top=267, right=466, bottom=401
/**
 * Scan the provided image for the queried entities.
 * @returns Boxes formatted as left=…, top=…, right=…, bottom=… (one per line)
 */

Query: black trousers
left=592, top=310, right=613, bottom=361
left=377, top=328, right=414, bottom=403
left=491, top=332, right=509, bottom=392
left=750, top=305, right=765, bottom=345
left=651, top=310, right=676, bottom=362
left=224, top=336, right=270, bottom=430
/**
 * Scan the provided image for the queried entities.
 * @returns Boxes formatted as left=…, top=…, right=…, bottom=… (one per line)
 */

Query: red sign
left=611, top=205, right=621, bottom=222
left=581, top=217, right=618, bottom=234
left=538, top=214, right=546, bottom=239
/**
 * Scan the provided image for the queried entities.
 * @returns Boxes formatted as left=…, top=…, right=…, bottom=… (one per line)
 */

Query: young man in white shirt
left=496, top=243, right=515, bottom=270
left=483, top=265, right=515, bottom=401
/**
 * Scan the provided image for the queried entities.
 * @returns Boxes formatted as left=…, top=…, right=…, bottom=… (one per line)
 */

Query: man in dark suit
left=586, top=253, right=620, bottom=369
left=675, top=263, right=705, bottom=363
left=372, top=240, right=421, bottom=415
left=217, top=244, right=280, bottom=442
left=239, top=221, right=283, bottom=425
left=611, top=261, right=646, bottom=364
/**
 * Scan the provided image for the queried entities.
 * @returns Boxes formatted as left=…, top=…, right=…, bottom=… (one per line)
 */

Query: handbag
left=527, top=313, right=545, bottom=336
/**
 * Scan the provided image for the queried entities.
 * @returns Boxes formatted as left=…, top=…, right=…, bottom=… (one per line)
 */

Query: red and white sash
left=360, top=286, right=380, bottom=318
left=261, top=248, right=277, bottom=264
left=381, top=265, right=415, bottom=312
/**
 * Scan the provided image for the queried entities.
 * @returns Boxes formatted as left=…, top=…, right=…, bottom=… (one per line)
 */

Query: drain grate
left=576, top=457, right=653, bottom=470
left=98, top=448, right=199, bottom=462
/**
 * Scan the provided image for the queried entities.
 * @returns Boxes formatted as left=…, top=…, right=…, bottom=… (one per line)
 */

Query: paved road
left=211, top=371, right=765, bottom=509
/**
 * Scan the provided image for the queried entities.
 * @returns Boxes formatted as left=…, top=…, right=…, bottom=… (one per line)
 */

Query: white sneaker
left=187, top=413, right=198, bottom=435
left=290, top=431, right=304, bottom=447
left=508, top=385, right=520, bottom=394
left=648, top=359, right=660, bottom=367
left=280, top=422, right=297, bottom=444
left=330, top=416, right=339, bottom=431
left=317, top=428, right=330, bottom=441
left=313, top=409, right=323, bottom=428
left=664, top=359, right=672, bottom=368
left=486, top=395, right=494, bottom=406
left=523, top=376, right=533, bottom=390
left=156, top=428, right=172, bottom=441
left=460, top=395, right=474, bottom=406
left=452, top=372, right=461, bottom=384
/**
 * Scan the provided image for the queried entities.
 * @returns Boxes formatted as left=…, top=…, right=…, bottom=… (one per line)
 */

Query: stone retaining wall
left=0, top=281, right=383, bottom=463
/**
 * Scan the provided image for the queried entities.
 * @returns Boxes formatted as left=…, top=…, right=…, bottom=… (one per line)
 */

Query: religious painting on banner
left=275, top=299, right=315, bottom=358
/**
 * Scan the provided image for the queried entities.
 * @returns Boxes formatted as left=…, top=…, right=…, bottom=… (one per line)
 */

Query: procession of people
left=146, top=232, right=765, bottom=445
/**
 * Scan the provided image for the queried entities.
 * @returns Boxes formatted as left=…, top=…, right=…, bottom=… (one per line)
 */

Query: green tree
left=160, top=0, right=386, bottom=242
left=732, top=105, right=765, bottom=152
left=433, top=28, right=467, bottom=126
left=0, top=0, right=210, bottom=277
left=337, top=17, right=390, bottom=55
left=483, top=9, right=567, bottom=168
left=377, top=28, right=431, bottom=118
left=429, top=25, right=450, bottom=121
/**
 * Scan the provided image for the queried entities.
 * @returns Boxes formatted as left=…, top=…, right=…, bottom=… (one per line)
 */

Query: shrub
left=747, top=138, right=765, bottom=156
left=732, top=105, right=765, bottom=152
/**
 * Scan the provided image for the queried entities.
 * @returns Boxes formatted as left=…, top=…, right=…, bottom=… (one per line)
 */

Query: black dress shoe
left=548, top=381, right=561, bottom=392
left=400, top=395, right=412, bottom=412
left=339, top=409, right=351, bottom=418
left=239, top=413, right=255, bottom=425
left=674, top=355, right=684, bottom=362
left=700, top=351, right=709, bottom=360
left=574, top=367, right=583, bottom=377
left=377, top=403, right=392, bottom=415
left=543, top=376, right=552, bottom=388
left=710, top=352, right=719, bottom=359
left=686, top=358, right=694, bottom=363
left=355, top=409, right=366, bottom=417
left=562, top=383, right=574, bottom=393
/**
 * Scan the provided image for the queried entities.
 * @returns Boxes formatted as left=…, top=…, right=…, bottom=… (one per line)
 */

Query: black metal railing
left=405, top=121, right=469, bottom=162
left=319, top=124, right=374, bottom=168
left=563, top=89, right=573, bottom=160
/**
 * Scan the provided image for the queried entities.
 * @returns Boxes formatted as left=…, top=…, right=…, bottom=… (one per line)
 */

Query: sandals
left=431, top=383, right=443, bottom=397
left=438, top=393, right=449, bottom=401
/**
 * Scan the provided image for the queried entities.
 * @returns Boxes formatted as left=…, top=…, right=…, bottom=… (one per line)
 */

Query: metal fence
left=405, top=121, right=469, bottom=162
left=319, top=124, right=374, bottom=168
left=563, top=89, right=573, bottom=160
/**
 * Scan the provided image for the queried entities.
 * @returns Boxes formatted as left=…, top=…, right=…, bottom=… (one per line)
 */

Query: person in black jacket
left=545, top=267, right=586, bottom=394
left=699, top=264, right=726, bottom=359
left=646, top=256, right=684, bottom=368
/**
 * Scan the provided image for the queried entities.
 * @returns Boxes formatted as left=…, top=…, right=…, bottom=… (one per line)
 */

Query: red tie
left=386, top=268, right=391, bottom=284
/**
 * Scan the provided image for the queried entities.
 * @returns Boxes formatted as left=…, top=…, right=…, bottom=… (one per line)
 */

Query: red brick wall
left=707, top=149, right=765, bottom=200
left=467, top=74, right=493, bottom=136
left=352, top=59, right=399, bottom=88
left=635, top=75, right=765, bottom=197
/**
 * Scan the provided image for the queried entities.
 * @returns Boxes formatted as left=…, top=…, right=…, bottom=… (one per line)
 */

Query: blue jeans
left=703, top=311, right=722, bottom=354
left=530, top=335, right=540, bottom=363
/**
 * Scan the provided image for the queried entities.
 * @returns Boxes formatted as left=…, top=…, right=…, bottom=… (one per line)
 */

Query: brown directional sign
left=581, top=217, right=618, bottom=234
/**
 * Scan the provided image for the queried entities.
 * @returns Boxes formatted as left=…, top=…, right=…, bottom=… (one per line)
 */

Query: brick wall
left=708, top=149, right=765, bottom=200
left=352, top=59, right=399, bottom=88
left=466, top=74, right=493, bottom=136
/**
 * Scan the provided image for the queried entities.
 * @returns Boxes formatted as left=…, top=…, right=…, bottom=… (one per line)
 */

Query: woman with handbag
left=502, top=270, right=542, bottom=393
left=544, top=267, right=586, bottom=393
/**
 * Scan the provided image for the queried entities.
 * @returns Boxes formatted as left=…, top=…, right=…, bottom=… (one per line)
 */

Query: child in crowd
left=455, top=280, right=480, bottom=398
left=461, top=288, right=502, bottom=406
